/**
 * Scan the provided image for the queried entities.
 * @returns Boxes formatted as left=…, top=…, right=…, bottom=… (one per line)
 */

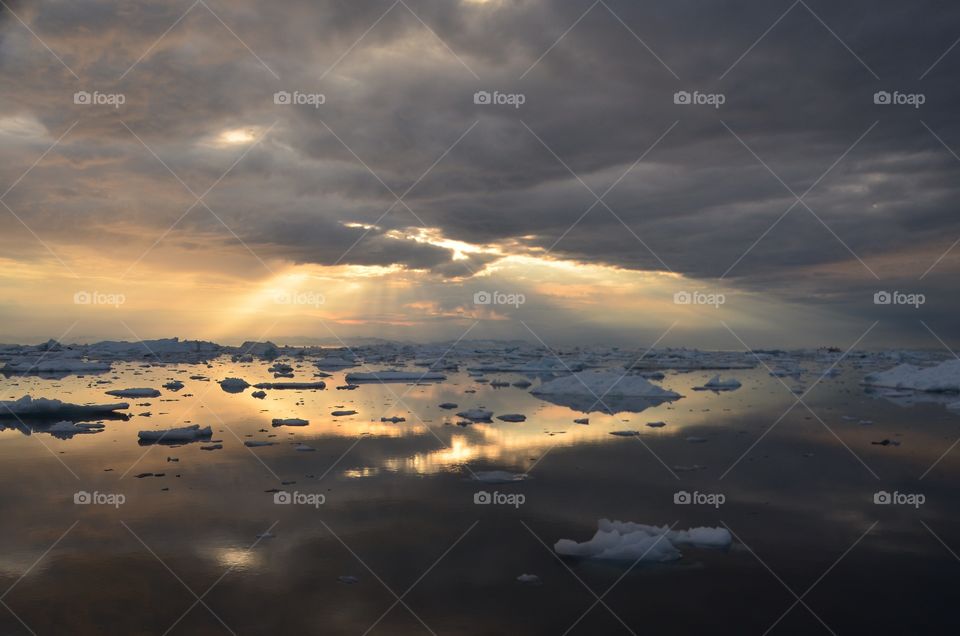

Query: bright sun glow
left=217, top=128, right=257, bottom=145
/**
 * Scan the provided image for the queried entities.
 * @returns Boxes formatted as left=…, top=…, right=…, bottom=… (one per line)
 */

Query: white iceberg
left=863, top=360, right=960, bottom=393
left=137, top=424, right=213, bottom=442
left=555, top=519, right=732, bottom=562
left=532, top=370, right=680, bottom=413
left=0, top=396, right=129, bottom=419
left=315, top=356, right=357, bottom=369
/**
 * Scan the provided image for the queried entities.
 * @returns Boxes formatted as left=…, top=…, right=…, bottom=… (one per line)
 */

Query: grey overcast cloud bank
left=1, top=0, right=959, bottom=346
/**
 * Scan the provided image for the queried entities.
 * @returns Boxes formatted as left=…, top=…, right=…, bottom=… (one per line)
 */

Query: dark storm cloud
left=3, top=0, right=960, bottom=336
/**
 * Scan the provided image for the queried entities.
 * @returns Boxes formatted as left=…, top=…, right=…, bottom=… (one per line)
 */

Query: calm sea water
left=1, top=357, right=958, bottom=635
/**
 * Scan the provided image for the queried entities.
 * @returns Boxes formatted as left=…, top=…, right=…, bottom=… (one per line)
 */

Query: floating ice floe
left=609, top=430, right=639, bottom=437
left=272, top=418, right=309, bottom=427
left=163, top=381, right=185, bottom=391
left=646, top=421, right=666, bottom=428
left=219, top=377, right=251, bottom=393
left=693, top=375, right=742, bottom=391
left=314, top=356, right=357, bottom=370
left=1, top=356, right=112, bottom=375
left=497, top=414, right=526, bottom=422
left=251, top=390, right=267, bottom=399
left=438, top=403, right=458, bottom=410
left=137, top=425, right=213, bottom=442
left=555, top=519, right=732, bottom=562
left=457, top=408, right=494, bottom=422
left=531, top=370, right=680, bottom=413
left=380, top=416, right=406, bottom=423
left=331, top=410, right=357, bottom=417
left=106, top=388, right=161, bottom=398
left=863, top=359, right=960, bottom=393
left=244, top=440, right=274, bottom=447
left=42, top=421, right=104, bottom=438
left=472, top=470, right=528, bottom=483
left=345, top=370, right=446, bottom=383
left=0, top=396, right=129, bottom=420
left=253, top=381, right=326, bottom=390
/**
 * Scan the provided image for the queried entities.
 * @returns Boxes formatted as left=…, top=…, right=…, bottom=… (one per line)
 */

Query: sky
left=1, top=0, right=959, bottom=350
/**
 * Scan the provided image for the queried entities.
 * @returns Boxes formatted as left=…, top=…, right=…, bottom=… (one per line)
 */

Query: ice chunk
left=137, top=424, right=212, bottom=442
left=532, top=370, right=680, bottom=413
left=345, top=371, right=446, bottom=383
left=457, top=408, right=493, bottom=422
left=497, top=414, right=526, bottom=422
left=253, top=381, right=325, bottom=390
left=219, top=377, right=251, bottom=393
left=105, top=388, right=161, bottom=398
left=472, top=470, right=528, bottom=483
left=554, top=519, right=732, bottom=562
left=0, top=396, right=129, bottom=419
left=694, top=375, right=742, bottom=391
left=272, top=418, right=309, bottom=427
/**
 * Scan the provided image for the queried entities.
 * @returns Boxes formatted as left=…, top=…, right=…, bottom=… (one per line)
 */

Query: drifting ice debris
left=863, top=359, right=960, bottom=393
left=200, top=444, right=222, bottom=451
left=219, top=377, right=251, bottom=393
left=138, top=425, right=212, bottom=442
left=573, top=418, right=589, bottom=425
left=871, top=439, right=901, bottom=446
left=555, top=520, right=732, bottom=562
left=345, top=370, right=446, bottom=383
left=472, top=470, right=528, bottom=483
left=336, top=384, right=359, bottom=390
left=516, top=574, right=541, bottom=585
left=512, top=380, right=533, bottom=388
left=272, top=418, right=309, bottom=427
left=253, top=381, right=326, bottom=390
left=163, top=381, right=185, bottom=391
left=44, top=420, right=102, bottom=437
left=457, top=408, right=493, bottom=422
left=646, top=421, right=666, bottom=428
left=251, top=390, right=267, bottom=399
left=380, top=416, right=406, bottom=423
left=609, top=430, right=640, bottom=437
left=497, top=414, right=526, bottom=422
left=244, top=440, right=274, bottom=447
left=1, top=356, right=112, bottom=374
left=331, top=410, right=357, bottom=417
left=438, top=403, right=459, bottom=410
left=0, top=396, right=129, bottom=419
left=694, top=375, right=742, bottom=391
left=106, top=388, right=161, bottom=398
